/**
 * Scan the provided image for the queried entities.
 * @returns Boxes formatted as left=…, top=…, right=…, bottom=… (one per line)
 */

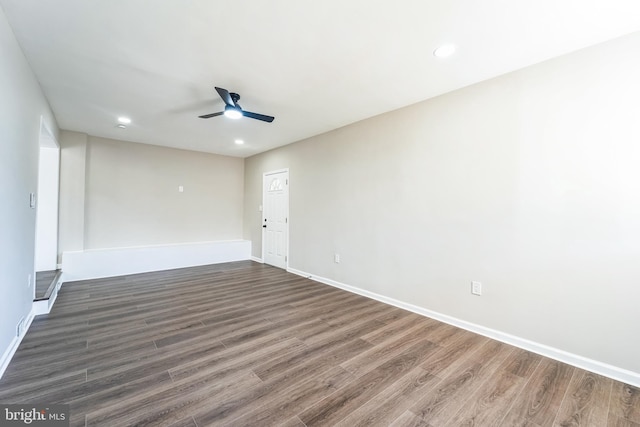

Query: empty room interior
left=1, top=1, right=640, bottom=426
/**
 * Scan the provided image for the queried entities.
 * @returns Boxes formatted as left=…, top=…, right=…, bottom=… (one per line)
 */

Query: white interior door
left=263, top=170, right=289, bottom=269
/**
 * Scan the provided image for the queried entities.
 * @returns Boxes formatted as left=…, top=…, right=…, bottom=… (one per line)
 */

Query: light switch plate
left=471, top=281, right=482, bottom=296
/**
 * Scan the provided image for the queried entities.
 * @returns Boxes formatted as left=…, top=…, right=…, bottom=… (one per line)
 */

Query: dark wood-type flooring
left=1, top=261, right=638, bottom=426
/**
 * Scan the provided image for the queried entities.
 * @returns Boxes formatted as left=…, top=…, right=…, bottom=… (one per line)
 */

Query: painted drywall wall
left=245, top=32, right=640, bottom=374
left=59, top=134, right=244, bottom=253
left=34, top=146, right=60, bottom=271
left=57, top=131, right=87, bottom=262
left=0, top=6, right=58, bottom=364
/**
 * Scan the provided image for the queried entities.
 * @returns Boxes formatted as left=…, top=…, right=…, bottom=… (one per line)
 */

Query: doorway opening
left=34, top=118, right=60, bottom=300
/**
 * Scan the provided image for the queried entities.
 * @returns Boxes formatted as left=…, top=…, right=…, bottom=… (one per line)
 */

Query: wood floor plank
left=500, top=358, right=576, bottom=426
left=68, top=371, right=175, bottom=422
left=191, top=342, right=361, bottom=426
left=610, top=383, right=640, bottom=425
left=88, top=319, right=205, bottom=351
left=445, top=349, right=538, bottom=426
left=2, top=340, right=158, bottom=386
left=0, top=261, right=637, bottom=426
left=219, top=317, right=321, bottom=348
left=252, top=335, right=372, bottom=382
left=609, top=415, right=640, bottom=427
left=408, top=340, right=515, bottom=426
left=86, top=336, right=225, bottom=381
left=279, top=416, right=308, bottom=427
left=360, top=312, right=436, bottom=345
left=168, top=335, right=306, bottom=382
left=504, top=348, right=543, bottom=378
left=389, top=410, right=433, bottom=427
left=322, top=298, right=393, bottom=326
left=166, top=417, right=197, bottom=427
left=375, top=306, right=414, bottom=324
left=0, top=370, right=88, bottom=402
left=288, top=287, right=358, bottom=308
left=449, top=369, right=526, bottom=426
left=85, top=371, right=263, bottom=427
left=222, top=365, right=353, bottom=426
left=419, top=331, right=488, bottom=378
left=333, top=366, right=440, bottom=427
left=298, top=337, right=439, bottom=426
left=1, top=340, right=90, bottom=375
left=265, top=296, right=376, bottom=327
left=300, top=316, right=386, bottom=347
left=442, top=348, right=542, bottom=426
left=553, top=369, right=612, bottom=426
left=340, top=321, right=442, bottom=378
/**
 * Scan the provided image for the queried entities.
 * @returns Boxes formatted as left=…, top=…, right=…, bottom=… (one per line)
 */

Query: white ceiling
left=2, top=1, right=640, bottom=158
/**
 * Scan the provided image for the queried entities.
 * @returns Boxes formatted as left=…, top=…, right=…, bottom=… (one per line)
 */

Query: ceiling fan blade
left=198, top=111, right=224, bottom=119
left=242, top=111, right=275, bottom=123
left=215, top=87, right=235, bottom=107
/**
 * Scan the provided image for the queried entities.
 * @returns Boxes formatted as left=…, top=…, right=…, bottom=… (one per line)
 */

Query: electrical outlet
left=334, top=253, right=340, bottom=263
left=471, top=281, right=482, bottom=296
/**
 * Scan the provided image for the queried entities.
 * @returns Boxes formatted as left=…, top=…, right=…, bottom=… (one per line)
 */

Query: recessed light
left=117, top=116, right=131, bottom=124
left=433, top=44, right=456, bottom=58
left=116, top=124, right=126, bottom=129
left=234, top=139, right=244, bottom=145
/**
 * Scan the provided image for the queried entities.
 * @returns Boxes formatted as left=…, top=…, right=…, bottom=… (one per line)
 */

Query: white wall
left=57, top=131, right=87, bottom=262
left=0, top=6, right=58, bottom=364
left=34, top=146, right=60, bottom=271
left=245, top=32, right=640, bottom=376
left=59, top=134, right=245, bottom=255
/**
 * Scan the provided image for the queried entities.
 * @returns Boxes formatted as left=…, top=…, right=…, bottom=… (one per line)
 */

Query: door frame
left=261, top=168, right=289, bottom=269
left=34, top=117, right=60, bottom=279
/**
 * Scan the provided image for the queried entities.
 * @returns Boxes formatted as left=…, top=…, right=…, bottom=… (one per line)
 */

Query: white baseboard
left=250, top=256, right=264, bottom=263
left=32, top=299, right=49, bottom=316
left=62, top=240, right=251, bottom=281
left=0, top=309, right=35, bottom=380
left=287, top=267, right=640, bottom=388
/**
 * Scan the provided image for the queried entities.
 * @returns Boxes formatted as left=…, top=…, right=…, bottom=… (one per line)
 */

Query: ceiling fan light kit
left=223, top=105, right=242, bottom=119
left=199, top=86, right=275, bottom=123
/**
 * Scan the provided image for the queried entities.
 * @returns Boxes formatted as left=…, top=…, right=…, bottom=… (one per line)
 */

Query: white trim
left=62, top=240, right=251, bottom=281
left=287, top=267, right=640, bottom=388
left=0, top=309, right=35, bottom=380
left=263, top=168, right=290, bottom=175
left=250, top=256, right=264, bottom=263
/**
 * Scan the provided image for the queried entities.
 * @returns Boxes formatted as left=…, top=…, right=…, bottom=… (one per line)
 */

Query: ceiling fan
left=199, top=87, right=275, bottom=123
